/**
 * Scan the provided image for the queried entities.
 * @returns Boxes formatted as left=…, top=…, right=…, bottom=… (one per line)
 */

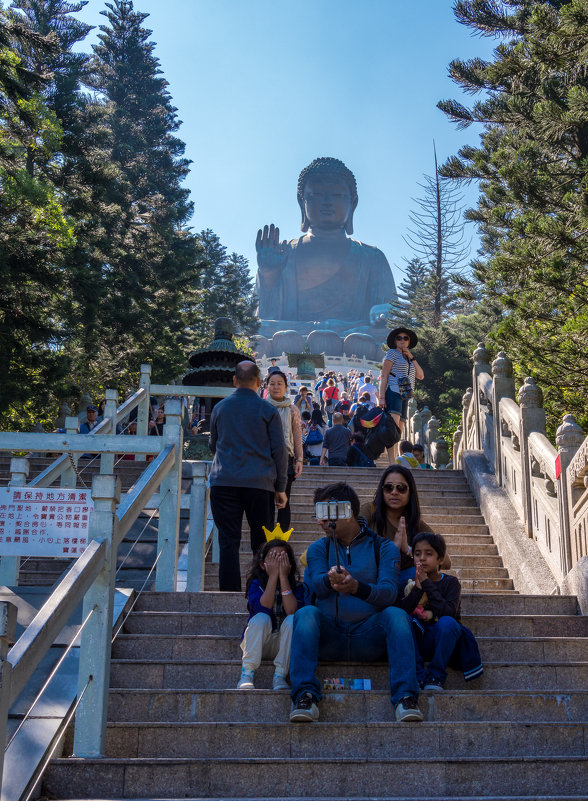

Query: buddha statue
left=255, top=157, right=396, bottom=332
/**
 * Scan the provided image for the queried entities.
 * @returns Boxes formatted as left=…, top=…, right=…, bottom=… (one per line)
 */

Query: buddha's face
left=302, top=177, right=352, bottom=231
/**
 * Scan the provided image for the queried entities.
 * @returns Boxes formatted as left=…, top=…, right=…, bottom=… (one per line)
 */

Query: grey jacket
left=209, top=387, right=288, bottom=493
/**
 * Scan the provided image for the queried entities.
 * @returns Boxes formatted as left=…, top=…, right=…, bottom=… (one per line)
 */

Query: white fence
left=453, top=344, right=587, bottom=584
left=0, top=365, right=231, bottom=789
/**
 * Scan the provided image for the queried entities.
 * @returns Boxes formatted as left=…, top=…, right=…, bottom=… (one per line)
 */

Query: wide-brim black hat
left=386, top=327, right=418, bottom=350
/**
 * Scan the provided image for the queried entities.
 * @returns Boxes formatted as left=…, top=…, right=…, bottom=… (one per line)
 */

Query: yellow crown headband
left=262, top=523, right=293, bottom=543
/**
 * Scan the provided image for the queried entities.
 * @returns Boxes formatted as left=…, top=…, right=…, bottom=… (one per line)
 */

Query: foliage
left=438, top=0, right=588, bottom=434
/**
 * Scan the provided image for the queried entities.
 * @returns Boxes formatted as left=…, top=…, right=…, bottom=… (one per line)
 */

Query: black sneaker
left=289, top=692, right=319, bottom=722
left=395, top=696, right=424, bottom=722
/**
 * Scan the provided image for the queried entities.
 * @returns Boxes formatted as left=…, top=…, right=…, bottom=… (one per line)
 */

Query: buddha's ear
left=298, top=196, right=310, bottom=232
left=345, top=196, right=358, bottom=236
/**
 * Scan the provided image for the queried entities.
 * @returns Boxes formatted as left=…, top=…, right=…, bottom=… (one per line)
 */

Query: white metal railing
left=0, top=364, right=231, bottom=786
left=452, top=344, right=587, bottom=585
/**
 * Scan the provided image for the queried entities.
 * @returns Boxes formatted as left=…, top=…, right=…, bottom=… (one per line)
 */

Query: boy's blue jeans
left=290, top=605, right=420, bottom=706
left=413, top=615, right=462, bottom=684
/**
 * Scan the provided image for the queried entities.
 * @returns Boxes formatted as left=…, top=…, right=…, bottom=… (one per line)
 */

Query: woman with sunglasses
left=359, top=465, right=450, bottom=581
left=378, top=327, right=424, bottom=461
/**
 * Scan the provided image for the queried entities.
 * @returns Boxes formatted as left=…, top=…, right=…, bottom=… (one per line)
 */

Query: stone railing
left=404, top=399, right=451, bottom=470
left=0, top=366, right=233, bottom=786
left=453, top=344, right=587, bottom=585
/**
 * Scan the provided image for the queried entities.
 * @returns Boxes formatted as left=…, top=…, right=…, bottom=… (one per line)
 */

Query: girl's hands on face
left=263, top=549, right=281, bottom=577
left=278, top=549, right=291, bottom=577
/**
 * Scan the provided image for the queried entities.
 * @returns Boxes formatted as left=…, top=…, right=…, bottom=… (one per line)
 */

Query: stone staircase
left=41, top=466, right=588, bottom=799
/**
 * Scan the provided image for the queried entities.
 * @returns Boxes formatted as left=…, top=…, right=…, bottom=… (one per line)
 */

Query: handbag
left=396, top=374, right=413, bottom=400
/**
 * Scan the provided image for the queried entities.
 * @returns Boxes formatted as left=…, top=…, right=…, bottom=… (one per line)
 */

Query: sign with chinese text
left=0, top=488, right=93, bottom=558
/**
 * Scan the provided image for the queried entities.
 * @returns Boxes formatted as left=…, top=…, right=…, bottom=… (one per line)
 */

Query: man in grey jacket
left=209, top=361, right=288, bottom=591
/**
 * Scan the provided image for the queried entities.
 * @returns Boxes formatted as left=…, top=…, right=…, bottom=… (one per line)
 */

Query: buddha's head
left=297, top=157, right=358, bottom=235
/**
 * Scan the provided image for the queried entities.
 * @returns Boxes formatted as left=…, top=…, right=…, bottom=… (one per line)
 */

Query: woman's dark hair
left=244, top=539, right=299, bottom=597
left=314, top=482, right=360, bottom=519
left=412, top=531, right=446, bottom=560
left=310, top=408, right=326, bottom=427
left=351, top=431, right=365, bottom=444
left=372, top=465, right=422, bottom=544
left=267, top=370, right=288, bottom=387
left=301, top=411, right=311, bottom=421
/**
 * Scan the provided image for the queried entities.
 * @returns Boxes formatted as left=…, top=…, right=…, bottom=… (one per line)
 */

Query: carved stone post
left=426, top=417, right=439, bottom=464
left=472, top=343, right=492, bottom=451
left=434, top=437, right=450, bottom=469
left=518, top=378, right=546, bottom=538
left=453, top=425, right=463, bottom=466
left=61, top=416, right=80, bottom=488
left=0, top=458, right=29, bottom=586
left=73, top=474, right=120, bottom=757
left=492, top=352, right=516, bottom=485
left=419, top=406, right=432, bottom=449
left=77, top=392, right=94, bottom=420
left=461, top=388, right=473, bottom=453
left=556, top=415, right=584, bottom=575
left=406, top=398, right=417, bottom=440
left=136, top=363, right=152, bottom=462
left=100, top=389, right=118, bottom=475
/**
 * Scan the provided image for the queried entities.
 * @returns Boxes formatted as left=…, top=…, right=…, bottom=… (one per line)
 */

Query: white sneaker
left=237, top=669, right=255, bottom=689
left=272, top=673, right=289, bottom=690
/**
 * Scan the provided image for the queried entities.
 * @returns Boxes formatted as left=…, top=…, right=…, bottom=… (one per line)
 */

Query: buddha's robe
left=256, top=237, right=396, bottom=323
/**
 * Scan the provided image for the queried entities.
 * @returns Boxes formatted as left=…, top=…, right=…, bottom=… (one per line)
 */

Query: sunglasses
left=396, top=335, right=410, bottom=341
left=382, top=483, right=409, bottom=493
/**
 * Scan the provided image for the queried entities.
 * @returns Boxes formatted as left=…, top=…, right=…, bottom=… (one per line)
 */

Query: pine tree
left=0, top=5, right=73, bottom=426
left=438, top=0, right=588, bottom=431
left=193, top=229, right=259, bottom=345
left=387, top=258, right=433, bottom=329
left=403, top=145, right=470, bottom=326
left=81, top=0, right=204, bottom=388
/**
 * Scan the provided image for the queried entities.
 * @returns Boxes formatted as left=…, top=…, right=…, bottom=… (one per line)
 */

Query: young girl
left=238, top=539, right=305, bottom=690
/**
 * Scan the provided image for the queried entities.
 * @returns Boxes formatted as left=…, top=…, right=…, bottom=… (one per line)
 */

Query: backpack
left=336, top=399, right=351, bottom=414
left=349, top=444, right=376, bottom=468
left=305, top=427, right=323, bottom=445
left=357, top=407, right=401, bottom=459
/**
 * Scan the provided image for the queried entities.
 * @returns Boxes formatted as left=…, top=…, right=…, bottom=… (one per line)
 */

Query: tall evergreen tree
left=81, top=0, right=204, bottom=388
left=0, top=5, right=73, bottom=426
left=438, top=0, right=588, bottom=431
left=403, top=145, right=471, bottom=325
left=193, top=229, right=259, bottom=344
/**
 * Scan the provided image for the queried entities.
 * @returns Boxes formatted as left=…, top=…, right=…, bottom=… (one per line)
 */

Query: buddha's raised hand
left=256, top=224, right=288, bottom=272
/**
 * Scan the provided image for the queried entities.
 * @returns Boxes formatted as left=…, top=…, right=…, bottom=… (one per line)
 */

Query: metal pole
left=0, top=458, right=29, bottom=587
left=156, top=398, right=183, bottom=591
left=186, top=461, right=210, bottom=592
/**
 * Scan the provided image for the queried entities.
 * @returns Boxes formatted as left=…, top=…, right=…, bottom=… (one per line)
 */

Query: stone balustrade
left=453, top=344, right=588, bottom=585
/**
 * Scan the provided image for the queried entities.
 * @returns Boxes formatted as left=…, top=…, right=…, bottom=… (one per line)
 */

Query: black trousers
left=276, top=456, right=295, bottom=531
left=210, top=485, right=275, bottom=592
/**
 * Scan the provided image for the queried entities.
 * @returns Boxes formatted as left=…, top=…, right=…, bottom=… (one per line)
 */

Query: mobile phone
left=315, top=500, right=352, bottom=521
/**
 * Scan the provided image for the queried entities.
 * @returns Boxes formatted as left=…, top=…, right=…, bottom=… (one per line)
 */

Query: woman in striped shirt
left=378, top=327, right=424, bottom=461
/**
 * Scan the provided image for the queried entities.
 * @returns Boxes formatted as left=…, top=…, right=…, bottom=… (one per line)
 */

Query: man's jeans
left=290, top=605, right=419, bottom=706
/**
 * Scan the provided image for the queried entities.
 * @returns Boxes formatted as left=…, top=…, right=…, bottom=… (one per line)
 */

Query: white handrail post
left=73, top=474, right=120, bottom=757
left=156, top=398, right=183, bottom=591
left=518, top=378, right=546, bottom=538
left=0, top=602, right=17, bottom=790
left=472, top=343, right=492, bottom=452
left=61, top=416, right=80, bottom=487
left=100, top=389, right=118, bottom=475
left=187, top=461, right=210, bottom=592
left=136, top=363, right=152, bottom=462
left=491, top=352, right=515, bottom=485
left=556, top=415, right=584, bottom=575
left=0, top=458, right=29, bottom=586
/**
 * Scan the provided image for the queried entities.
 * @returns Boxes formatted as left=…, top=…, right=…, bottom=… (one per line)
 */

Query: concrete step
left=112, top=634, right=588, bottom=663
left=133, top=592, right=579, bottom=616
left=201, top=575, right=515, bottom=593
left=42, top=755, right=588, bottom=798
left=107, top=687, right=588, bottom=723
left=100, top=720, right=588, bottom=760
left=108, top=659, right=588, bottom=692
left=121, top=612, right=588, bottom=638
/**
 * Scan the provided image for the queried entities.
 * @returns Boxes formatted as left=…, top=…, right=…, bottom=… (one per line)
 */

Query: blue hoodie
left=303, top=523, right=400, bottom=623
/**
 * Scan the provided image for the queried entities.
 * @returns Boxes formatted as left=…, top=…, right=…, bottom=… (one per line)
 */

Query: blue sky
left=75, top=0, right=495, bottom=288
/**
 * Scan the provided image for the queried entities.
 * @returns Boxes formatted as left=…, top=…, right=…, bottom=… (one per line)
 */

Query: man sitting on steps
left=289, top=482, right=423, bottom=723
